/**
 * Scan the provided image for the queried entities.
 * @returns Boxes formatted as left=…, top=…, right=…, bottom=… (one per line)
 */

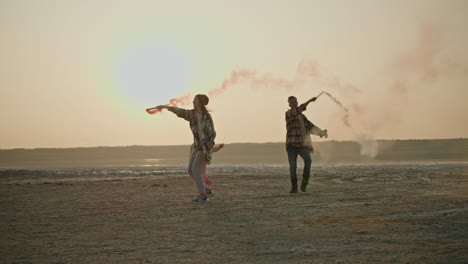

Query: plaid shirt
left=169, top=107, right=216, bottom=150
left=285, top=108, right=315, bottom=147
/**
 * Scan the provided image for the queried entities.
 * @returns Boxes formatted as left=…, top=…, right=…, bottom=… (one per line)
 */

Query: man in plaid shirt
left=286, top=96, right=328, bottom=193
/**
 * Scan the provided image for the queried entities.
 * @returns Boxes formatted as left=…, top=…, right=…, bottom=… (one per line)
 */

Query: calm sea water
left=1, top=162, right=467, bottom=184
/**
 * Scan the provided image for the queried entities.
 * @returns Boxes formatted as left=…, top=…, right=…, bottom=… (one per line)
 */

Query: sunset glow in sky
left=1, top=0, right=467, bottom=148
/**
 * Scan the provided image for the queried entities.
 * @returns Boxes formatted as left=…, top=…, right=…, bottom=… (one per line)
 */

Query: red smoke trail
left=148, top=67, right=301, bottom=115
left=148, top=22, right=465, bottom=140
left=167, top=94, right=192, bottom=106
left=208, top=67, right=307, bottom=97
left=145, top=94, right=193, bottom=115
left=208, top=69, right=257, bottom=97
left=147, top=60, right=323, bottom=115
left=206, top=60, right=323, bottom=98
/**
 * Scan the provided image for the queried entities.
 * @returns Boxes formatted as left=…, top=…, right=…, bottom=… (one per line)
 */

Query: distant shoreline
left=2, top=138, right=468, bottom=151
left=1, top=139, right=467, bottom=167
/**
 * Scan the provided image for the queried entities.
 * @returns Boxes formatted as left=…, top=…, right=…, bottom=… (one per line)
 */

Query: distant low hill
left=1, top=139, right=467, bottom=167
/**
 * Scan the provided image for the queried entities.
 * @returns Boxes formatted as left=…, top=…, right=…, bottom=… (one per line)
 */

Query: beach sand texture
left=1, top=164, right=467, bottom=263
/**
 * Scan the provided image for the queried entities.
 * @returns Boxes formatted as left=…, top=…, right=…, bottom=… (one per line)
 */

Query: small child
left=204, top=143, right=224, bottom=196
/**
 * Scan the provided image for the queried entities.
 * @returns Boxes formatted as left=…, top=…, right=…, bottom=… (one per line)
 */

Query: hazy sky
left=1, top=0, right=467, bottom=149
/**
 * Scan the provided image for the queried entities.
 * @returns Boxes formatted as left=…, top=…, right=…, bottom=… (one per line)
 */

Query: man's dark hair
left=288, top=96, right=297, bottom=101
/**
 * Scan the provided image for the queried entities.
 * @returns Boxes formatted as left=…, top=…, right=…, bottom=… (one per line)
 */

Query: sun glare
left=115, top=41, right=191, bottom=106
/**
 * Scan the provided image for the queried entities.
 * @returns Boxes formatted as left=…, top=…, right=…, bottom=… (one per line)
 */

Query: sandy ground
left=1, top=164, right=467, bottom=263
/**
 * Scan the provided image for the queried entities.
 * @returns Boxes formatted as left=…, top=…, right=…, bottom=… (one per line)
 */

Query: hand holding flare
left=145, top=94, right=193, bottom=115
left=145, top=105, right=166, bottom=115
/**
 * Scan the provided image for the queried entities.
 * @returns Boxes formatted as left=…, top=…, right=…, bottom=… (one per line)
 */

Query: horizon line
left=1, top=137, right=468, bottom=151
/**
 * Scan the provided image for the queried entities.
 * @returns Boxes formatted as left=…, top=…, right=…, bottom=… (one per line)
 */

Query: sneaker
left=206, top=188, right=214, bottom=198
left=290, top=186, right=298, bottom=193
left=192, top=195, right=208, bottom=204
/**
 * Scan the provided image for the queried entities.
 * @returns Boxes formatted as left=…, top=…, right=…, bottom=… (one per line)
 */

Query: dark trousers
left=287, top=145, right=312, bottom=187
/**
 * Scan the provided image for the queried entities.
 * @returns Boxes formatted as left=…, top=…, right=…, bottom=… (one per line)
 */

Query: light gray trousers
left=188, top=151, right=206, bottom=194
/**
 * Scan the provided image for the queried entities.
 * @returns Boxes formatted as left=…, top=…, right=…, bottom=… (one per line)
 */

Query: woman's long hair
left=195, top=94, right=210, bottom=116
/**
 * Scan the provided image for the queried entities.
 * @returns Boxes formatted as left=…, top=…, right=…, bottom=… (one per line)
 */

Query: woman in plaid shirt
left=286, top=96, right=328, bottom=193
left=153, top=94, right=216, bottom=203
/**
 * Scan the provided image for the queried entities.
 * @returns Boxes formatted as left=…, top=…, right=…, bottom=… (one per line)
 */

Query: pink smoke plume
left=147, top=21, right=466, bottom=158
left=368, top=23, right=453, bottom=134
left=208, top=69, right=256, bottom=97
left=207, top=66, right=317, bottom=97
left=147, top=63, right=320, bottom=115
left=147, top=59, right=339, bottom=116
left=387, top=23, right=442, bottom=95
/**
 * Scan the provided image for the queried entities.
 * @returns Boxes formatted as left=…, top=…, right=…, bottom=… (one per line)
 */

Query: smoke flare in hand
left=316, top=91, right=380, bottom=158
left=145, top=108, right=161, bottom=115
left=317, top=91, right=351, bottom=127
left=145, top=94, right=193, bottom=115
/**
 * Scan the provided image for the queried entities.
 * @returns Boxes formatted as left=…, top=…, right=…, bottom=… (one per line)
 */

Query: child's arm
left=212, top=143, right=225, bottom=153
